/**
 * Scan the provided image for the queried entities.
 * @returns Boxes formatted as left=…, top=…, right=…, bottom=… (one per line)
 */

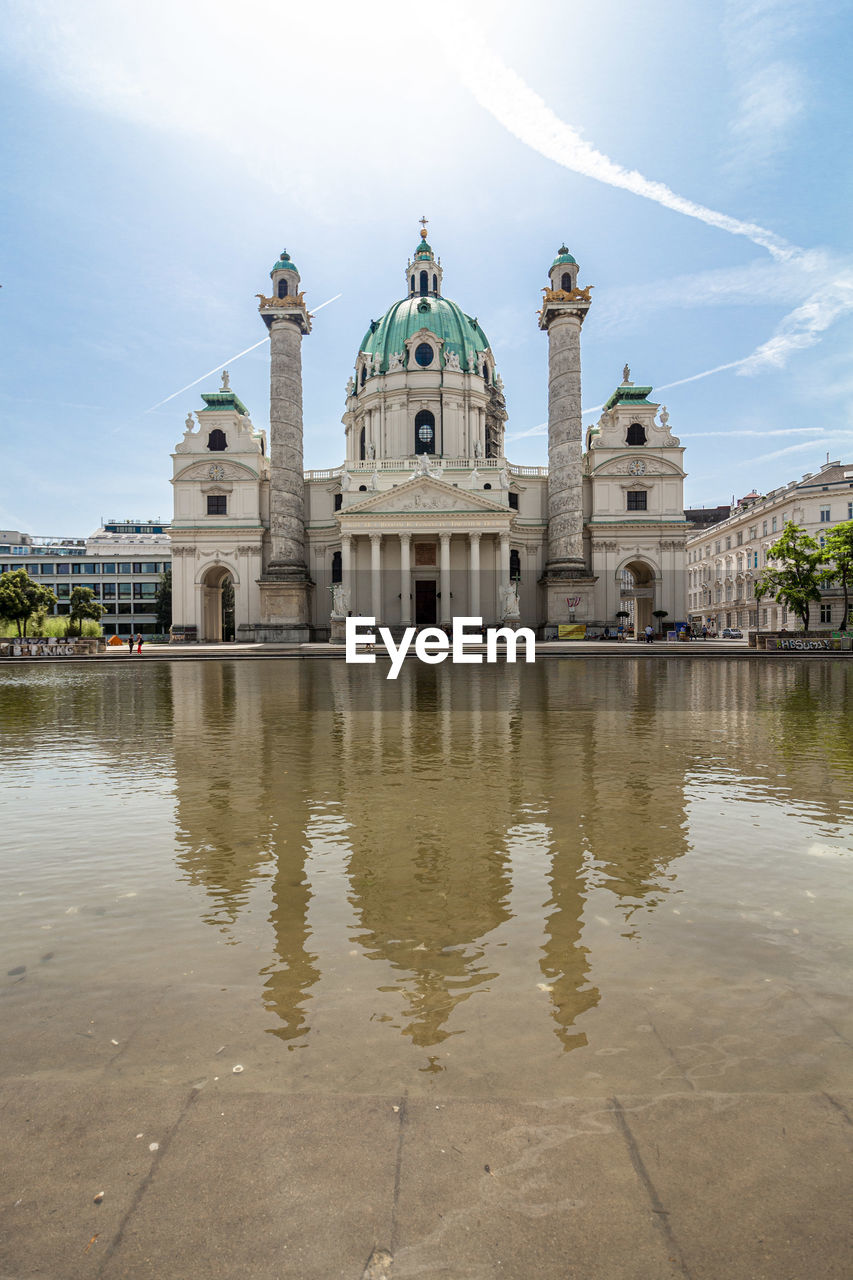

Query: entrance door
left=415, top=579, right=437, bottom=625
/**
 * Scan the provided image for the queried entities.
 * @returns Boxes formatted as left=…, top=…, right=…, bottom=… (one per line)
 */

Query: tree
left=652, top=609, right=669, bottom=634
left=68, top=586, right=105, bottom=637
left=0, top=569, right=57, bottom=637
left=821, top=519, right=853, bottom=632
left=754, top=521, right=824, bottom=631
left=155, top=568, right=172, bottom=633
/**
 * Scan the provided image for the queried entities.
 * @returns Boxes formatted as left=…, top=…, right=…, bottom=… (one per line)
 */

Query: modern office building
left=0, top=520, right=171, bottom=637
left=685, top=459, right=853, bottom=633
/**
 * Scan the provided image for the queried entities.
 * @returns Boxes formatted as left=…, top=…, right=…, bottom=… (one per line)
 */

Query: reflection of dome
left=359, top=295, right=493, bottom=377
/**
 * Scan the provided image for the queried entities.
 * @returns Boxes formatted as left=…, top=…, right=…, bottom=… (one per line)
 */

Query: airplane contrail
left=144, top=293, right=343, bottom=413
left=447, top=20, right=793, bottom=262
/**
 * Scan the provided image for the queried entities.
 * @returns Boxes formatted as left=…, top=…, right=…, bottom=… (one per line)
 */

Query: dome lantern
left=405, top=216, right=443, bottom=299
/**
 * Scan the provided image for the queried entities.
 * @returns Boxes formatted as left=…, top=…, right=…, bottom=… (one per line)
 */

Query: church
left=169, top=227, right=688, bottom=641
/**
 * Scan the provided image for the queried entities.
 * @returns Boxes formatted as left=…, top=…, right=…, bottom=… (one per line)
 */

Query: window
left=714, top=541, right=721, bottom=555
left=56, top=583, right=70, bottom=598
left=820, top=507, right=831, bottom=522
left=410, top=275, right=415, bottom=295
left=118, top=583, right=132, bottom=598
left=359, top=426, right=366, bottom=461
left=726, top=537, right=731, bottom=550
left=771, top=517, right=777, bottom=532
left=207, top=495, right=227, bottom=515
left=55, top=562, right=70, bottom=575
left=102, top=563, right=116, bottom=574
left=627, top=490, right=647, bottom=511
left=133, top=583, right=157, bottom=599
left=749, top=527, right=757, bottom=540
left=508, top=492, right=519, bottom=510
left=510, top=549, right=521, bottom=579
left=102, top=583, right=116, bottom=599
left=848, top=502, right=853, bottom=519
left=414, top=342, right=434, bottom=368
left=207, top=429, right=227, bottom=451
left=414, top=409, right=436, bottom=455
left=419, top=270, right=428, bottom=296
left=432, top=274, right=438, bottom=294
left=762, top=521, right=768, bottom=535
left=820, top=604, right=832, bottom=624
left=118, top=562, right=131, bottom=573
left=360, top=365, right=367, bottom=387
left=334, top=493, right=342, bottom=511
left=561, top=272, right=571, bottom=290
left=331, top=551, right=342, bottom=584
left=277, top=278, right=288, bottom=299
left=736, top=532, right=743, bottom=545
left=626, top=423, right=646, bottom=446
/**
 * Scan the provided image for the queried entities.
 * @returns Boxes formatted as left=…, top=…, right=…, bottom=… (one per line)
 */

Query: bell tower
left=538, top=245, right=597, bottom=634
left=256, top=249, right=313, bottom=641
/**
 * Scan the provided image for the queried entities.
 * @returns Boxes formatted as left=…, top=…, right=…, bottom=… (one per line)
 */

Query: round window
left=414, top=343, right=434, bottom=368
left=418, top=422, right=434, bottom=444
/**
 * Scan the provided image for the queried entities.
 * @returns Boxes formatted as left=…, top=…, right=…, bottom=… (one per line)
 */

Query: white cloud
left=723, top=1, right=808, bottom=173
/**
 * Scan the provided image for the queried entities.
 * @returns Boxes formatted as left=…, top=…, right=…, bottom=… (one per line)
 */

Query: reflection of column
left=400, top=533, right=412, bottom=625
left=439, top=533, right=451, bottom=626
left=469, top=531, right=481, bottom=617
left=370, top=533, right=382, bottom=623
left=341, top=533, right=352, bottom=608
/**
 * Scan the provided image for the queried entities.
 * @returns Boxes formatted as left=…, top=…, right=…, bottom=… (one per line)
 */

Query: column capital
left=469, top=530, right=482, bottom=544
left=439, top=531, right=452, bottom=546
left=499, top=530, right=511, bottom=546
left=399, top=531, right=412, bottom=545
left=369, top=531, right=383, bottom=546
left=341, top=531, right=352, bottom=545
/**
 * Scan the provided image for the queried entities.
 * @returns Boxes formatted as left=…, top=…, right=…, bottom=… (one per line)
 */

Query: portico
left=333, top=474, right=513, bottom=628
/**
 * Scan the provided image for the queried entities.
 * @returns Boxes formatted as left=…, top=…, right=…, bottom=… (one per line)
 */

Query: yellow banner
left=558, top=624, right=586, bottom=640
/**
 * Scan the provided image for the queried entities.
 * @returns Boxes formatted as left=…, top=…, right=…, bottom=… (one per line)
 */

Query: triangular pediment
left=344, top=474, right=509, bottom=515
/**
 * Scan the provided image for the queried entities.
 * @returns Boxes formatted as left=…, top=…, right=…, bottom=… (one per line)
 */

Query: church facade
left=170, top=230, right=688, bottom=641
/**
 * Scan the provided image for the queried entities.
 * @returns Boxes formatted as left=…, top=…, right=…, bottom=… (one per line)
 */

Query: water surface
left=2, top=658, right=852, bottom=1099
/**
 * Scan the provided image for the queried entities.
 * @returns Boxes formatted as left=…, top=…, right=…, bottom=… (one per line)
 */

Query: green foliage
left=755, top=521, right=824, bottom=631
left=155, top=568, right=172, bottom=633
left=0, top=613, right=102, bottom=639
left=821, top=519, right=853, bottom=631
left=0, top=569, right=58, bottom=637
left=68, top=586, right=105, bottom=637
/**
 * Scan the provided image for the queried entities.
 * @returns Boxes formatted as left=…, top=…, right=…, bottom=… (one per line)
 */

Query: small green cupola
left=549, top=244, right=579, bottom=292
left=405, top=218, right=443, bottom=299
left=270, top=248, right=300, bottom=301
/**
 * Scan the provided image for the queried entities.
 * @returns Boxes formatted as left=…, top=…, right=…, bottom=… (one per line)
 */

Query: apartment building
left=686, top=460, right=853, bottom=633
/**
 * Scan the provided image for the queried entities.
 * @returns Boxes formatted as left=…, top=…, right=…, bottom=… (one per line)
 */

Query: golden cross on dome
left=419, top=215, right=429, bottom=240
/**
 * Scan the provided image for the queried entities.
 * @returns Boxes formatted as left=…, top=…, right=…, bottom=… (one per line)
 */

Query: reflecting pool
left=2, top=658, right=852, bottom=1100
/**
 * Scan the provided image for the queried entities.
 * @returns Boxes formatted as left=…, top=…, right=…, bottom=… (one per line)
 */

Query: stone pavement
left=3, top=1071, right=852, bottom=1278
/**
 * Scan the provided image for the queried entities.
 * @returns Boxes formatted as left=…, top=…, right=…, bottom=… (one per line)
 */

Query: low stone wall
left=751, top=630, right=851, bottom=652
left=0, top=637, right=106, bottom=658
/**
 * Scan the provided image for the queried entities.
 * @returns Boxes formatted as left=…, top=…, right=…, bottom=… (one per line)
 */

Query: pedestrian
left=701, top=624, right=708, bottom=640
left=136, top=632, right=143, bottom=655
left=127, top=634, right=134, bottom=656
left=644, top=624, right=654, bottom=644
left=603, top=626, right=610, bottom=639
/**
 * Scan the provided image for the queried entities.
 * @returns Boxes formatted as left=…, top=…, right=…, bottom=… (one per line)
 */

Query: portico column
left=469, top=531, right=481, bottom=618
left=399, top=532, right=412, bottom=625
left=341, top=533, right=353, bottom=605
left=439, top=532, right=452, bottom=627
left=499, top=531, right=511, bottom=582
left=370, top=532, right=382, bottom=623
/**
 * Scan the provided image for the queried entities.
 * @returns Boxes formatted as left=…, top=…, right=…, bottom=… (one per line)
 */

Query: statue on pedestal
left=500, top=581, right=521, bottom=620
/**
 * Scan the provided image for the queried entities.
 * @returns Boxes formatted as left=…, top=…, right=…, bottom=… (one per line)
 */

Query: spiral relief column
left=257, top=250, right=312, bottom=641
left=538, top=246, right=597, bottom=635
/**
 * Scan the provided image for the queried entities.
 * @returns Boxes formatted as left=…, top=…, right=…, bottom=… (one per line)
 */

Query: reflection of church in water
left=170, top=661, right=692, bottom=1059
left=170, top=225, right=688, bottom=641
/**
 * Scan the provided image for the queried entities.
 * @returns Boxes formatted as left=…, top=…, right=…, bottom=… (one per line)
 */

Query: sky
left=2, top=0, right=853, bottom=536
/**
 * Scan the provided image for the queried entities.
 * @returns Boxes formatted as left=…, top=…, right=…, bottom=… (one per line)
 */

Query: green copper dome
left=359, top=295, right=493, bottom=377
left=552, top=245, right=577, bottom=267
left=271, top=250, right=298, bottom=276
